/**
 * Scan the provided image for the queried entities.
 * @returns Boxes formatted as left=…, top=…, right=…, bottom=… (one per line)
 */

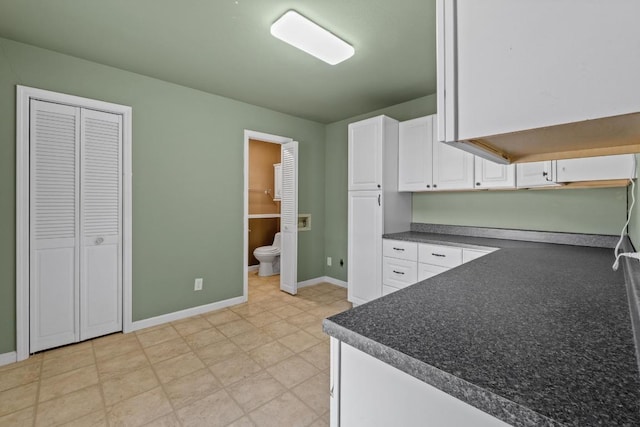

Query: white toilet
left=253, top=232, right=281, bottom=277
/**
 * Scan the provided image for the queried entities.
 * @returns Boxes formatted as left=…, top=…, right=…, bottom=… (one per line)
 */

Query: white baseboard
left=248, top=265, right=259, bottom=272
left=131, top=295, right=247, bottom=332
left=0, top=351, right=17, bottom=367
left=298, top=276, right=348, bottom=289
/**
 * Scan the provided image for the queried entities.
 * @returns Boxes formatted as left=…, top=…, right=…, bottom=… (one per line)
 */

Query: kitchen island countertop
left=323, top=229, right=640, bottom=426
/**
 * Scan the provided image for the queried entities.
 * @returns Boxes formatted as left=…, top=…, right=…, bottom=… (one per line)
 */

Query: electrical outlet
left=327, top=257, right=332, bottom=266
left=194, top=278, right=203, bottom=291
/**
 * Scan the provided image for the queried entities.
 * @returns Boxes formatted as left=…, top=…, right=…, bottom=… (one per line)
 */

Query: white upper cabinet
left=474, top=158, right=515, bottom=189
left=556, top=155, right=636, bottom=183
left=437, top=0, right=640, bottom=163
left=433, top=140, right=474, bottom=190
left=348, top=117, right=384, bottom=191
left=516, top=161, right=557, bottom=188
left=398, top=116, right=434, bottom=192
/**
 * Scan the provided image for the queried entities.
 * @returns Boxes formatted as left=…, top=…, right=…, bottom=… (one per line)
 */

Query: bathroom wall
left=249, top=139, right=281, bottom=215
left=248, top=218, right=280, bottom=266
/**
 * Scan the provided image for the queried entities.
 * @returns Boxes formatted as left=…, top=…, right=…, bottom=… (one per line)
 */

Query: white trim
left=248, top=265, right=260, bottom=272
left=298, top=276, right=348, bottom=289
left=248, top=214, right=281, bottom=219
left=131, top=296, right=246, bottom=332
left=243, top=130, right=293, bottom=303
left=15, top=85, right=133, bottom=361
left=0, top=352, right=17, bottom=367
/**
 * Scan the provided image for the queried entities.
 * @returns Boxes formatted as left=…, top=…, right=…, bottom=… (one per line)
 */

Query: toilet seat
left=255, top=245, right=280, bottom=254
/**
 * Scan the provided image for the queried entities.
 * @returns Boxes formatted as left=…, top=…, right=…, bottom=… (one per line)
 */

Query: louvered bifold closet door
left=279, top=141, right=298, bottom=295
left=80, top=108, right=123, bottom=340
left=30, top=100, right=81, bottom=352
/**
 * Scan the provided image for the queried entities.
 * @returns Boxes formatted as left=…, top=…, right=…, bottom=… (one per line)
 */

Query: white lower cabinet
left=382, top=239, right=496, bottom=296
left=330, top=339, right=510, bottom=427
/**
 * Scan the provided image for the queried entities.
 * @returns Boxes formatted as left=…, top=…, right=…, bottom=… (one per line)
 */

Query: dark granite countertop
left=323, top=228, right=640, bottom=426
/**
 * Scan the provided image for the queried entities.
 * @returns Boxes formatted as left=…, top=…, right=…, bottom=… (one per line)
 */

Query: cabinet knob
left=476, top=182, right=481, bottom=186
left=426, top=185, right=431, bottom=188
left=542, top=172, right=548, bottom=177
left=433, top=184, right=437, bottom=188
left=377, top=184, right=381, bottom=188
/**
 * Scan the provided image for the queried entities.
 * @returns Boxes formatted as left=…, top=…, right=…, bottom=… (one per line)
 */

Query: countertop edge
left=322, top=319, right=562, bottom=427
left=622, top=238, right=640, bottom=374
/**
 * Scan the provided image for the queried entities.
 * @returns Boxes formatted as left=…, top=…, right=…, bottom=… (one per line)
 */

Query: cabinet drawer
left=383, top=240, right=418, bottom=261
left=383, top=257, right=418, bottom=289
left=419, top=244, right=463, bottom=268
left=462, top=248, right=496, bottom=263
left=382, top=285, right=399, bottom=296
left=418, top=263, right=450, bottom=282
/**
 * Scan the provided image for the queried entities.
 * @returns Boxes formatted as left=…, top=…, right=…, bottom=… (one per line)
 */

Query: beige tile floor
left=0, top=272, right=351, bottom=427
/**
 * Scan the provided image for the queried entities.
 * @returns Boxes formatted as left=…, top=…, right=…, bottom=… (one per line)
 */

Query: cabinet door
left=516, top=161, right=556, bottom=188
left=348, top=117, right=382, bottom=191
left=348, top=191, right=383, bottom=305
left=474, top=158, right=515, bottom=189
left=398, top=116, right=434, bottom=192
left=556, top=154, right=636, bottom=182
left=433, top=142, right=474, bottom=190
left=438, top=0, right=640, bottom=143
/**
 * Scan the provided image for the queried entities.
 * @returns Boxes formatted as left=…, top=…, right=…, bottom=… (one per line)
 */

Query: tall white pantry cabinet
left=29, top=99, right=123, bottom=353
left=348, top=116, right=411, bottom=306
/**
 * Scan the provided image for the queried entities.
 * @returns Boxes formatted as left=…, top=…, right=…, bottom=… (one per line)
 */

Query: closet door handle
left=95, top=237, right=104, bottom=245
left=378, top=194, right=381, bottom=206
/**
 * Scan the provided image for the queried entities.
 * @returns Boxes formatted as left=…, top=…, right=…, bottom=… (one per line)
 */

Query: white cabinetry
left=398, top=116, right=434, bottom=191
left=273, top=163, right=282, bottom=201
left=437, top=0, right=640, bottom=163
left=399, top=114, right=474, bottom=192
left=556, top=155, right=636, bottom=182
left=382, top=239, right=496, bottom=296
left=516, top=161, right=556, bottom=188
left=331, top=339, right=509, bottom=427
left=433, top=139, right=475, bottom=190
left=474, top=158, right=516, bottom=189
left=348, top=116, right=411, bottom=306
left=382, top=240, right=418, bottom=296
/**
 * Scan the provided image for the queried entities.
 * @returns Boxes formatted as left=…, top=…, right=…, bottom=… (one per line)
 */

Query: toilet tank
left=273, top=232, right=281, bottom=248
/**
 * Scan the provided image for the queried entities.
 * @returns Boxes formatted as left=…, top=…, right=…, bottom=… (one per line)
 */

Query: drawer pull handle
left=393, top=247, right=405, bottom=251
left=432, top=253, right=446, bottom=257
left=392, top=270, right=405, bottom=275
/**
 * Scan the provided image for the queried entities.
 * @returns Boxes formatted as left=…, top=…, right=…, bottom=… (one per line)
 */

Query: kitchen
left=0, top=2, right=640, bottom=426
left=326, top=1, right=640, bottom=425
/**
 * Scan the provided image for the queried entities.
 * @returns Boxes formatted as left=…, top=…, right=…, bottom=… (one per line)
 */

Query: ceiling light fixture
left=270, top=10, right=355, bottom=65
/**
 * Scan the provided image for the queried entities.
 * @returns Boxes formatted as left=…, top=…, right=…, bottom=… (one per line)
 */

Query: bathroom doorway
left=243, top=130, right=298, bottom=297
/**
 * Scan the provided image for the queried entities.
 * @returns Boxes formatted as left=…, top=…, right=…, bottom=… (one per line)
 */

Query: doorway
left=15, top=86, right=132, bottom=361
left=243, top=131, right=298, bottom=297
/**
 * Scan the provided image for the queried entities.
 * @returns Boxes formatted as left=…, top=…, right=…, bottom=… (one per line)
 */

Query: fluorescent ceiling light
left=271, top=10, right=355, bottom=65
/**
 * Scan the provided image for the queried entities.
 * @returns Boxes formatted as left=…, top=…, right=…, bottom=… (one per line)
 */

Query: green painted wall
left=323, top=95, right=438, bottom=281
left=324, top=95, right=628, bottom=281
left=0, top=38, right=326, bottom=354
left=413, top=188, right=626, bottom=234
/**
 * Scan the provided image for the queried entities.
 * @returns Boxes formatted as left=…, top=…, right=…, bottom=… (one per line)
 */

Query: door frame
left=243, top=130, right=293, bottom=298
left=15, top=86, right=133, bottom=361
